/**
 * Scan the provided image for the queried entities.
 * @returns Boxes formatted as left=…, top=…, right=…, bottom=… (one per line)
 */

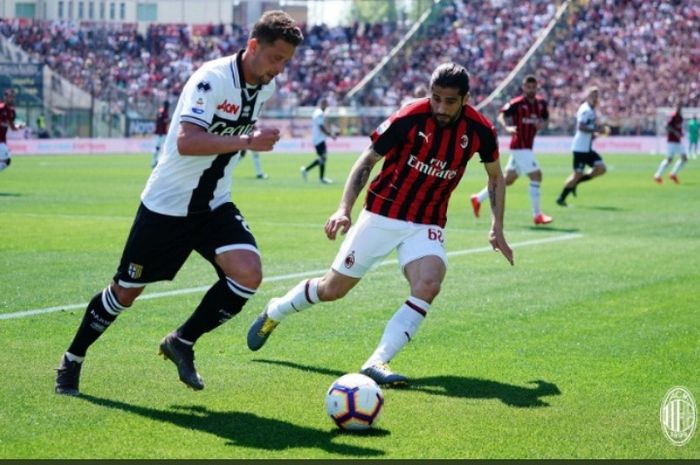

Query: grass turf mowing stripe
left=0, top=232, right=581, bottom=320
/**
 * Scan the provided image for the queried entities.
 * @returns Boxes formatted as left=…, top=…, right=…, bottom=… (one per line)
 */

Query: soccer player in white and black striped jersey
left=55, top=11, right=303, bottom=396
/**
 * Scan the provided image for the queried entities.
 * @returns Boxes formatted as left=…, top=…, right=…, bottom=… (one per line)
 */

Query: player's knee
left=111, top=283, right=144, bottom=306
left=225, top=263, right=262, bottom=290
left=411, top=278, right=441, bottom=302
left=596, top=165, right=607, bottom=176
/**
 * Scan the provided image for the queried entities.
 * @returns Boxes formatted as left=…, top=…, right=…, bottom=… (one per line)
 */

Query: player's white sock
left=65, top=352, right=85, bottom=363
left=655, top=158, right=671, bottom=178
left=670, top=159, right=687, bottom=175
left=267, top=278, right=320, bottom=321
left=252, top=152, right=264, bottom=176
left=361, top=296, right=429, bottom=369
left=476, top=187, right=489, bottom=203
left=529, top=181, right=541, bottom=216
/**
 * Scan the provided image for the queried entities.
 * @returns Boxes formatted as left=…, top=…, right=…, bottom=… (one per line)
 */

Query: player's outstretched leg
left=247, top=279, right=321, bottom=351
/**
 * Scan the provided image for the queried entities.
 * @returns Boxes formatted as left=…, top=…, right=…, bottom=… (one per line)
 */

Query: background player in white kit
left=556, top=86, right=609, bottom=207
left=301, top=97, right=337, bottom=184
left=55, top=11, right=303, bottom=396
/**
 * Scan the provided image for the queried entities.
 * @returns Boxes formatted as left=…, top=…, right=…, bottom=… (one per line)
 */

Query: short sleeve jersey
left=667, top=112, right=683, bottom=143
left=311, top=107, right=326, bottom=145
left=500, top=95, right=548, bottom=149
left=141, top=52, right=275, bottom=216
left=571, top=101, right=596, bottom=152
left=0, top=102, right=16, bottom=143
left=367, top=98, right=499, bottom=228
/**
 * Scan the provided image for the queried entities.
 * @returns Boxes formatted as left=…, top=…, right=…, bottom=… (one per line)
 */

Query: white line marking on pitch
left=1, top=233, right=582, bottom=320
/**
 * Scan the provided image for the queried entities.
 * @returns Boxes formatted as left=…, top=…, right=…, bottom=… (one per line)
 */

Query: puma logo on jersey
left=418, top=131, right=431, bottom=143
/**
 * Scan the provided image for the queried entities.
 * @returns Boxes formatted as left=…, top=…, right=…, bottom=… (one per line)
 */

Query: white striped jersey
left=141, top=51, right=275, bottom=216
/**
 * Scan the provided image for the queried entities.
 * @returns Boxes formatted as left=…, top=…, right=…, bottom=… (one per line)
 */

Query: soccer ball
left=325, top=373, right=384, bottom=430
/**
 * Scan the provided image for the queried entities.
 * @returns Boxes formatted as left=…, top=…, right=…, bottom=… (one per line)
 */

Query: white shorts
left=666, top=142, right=686, bottom=157
left=505, top=149, right=539, bottom=174
left=331, top=210, right=448, bottom=278
left=0, top=143, right=9, bottom=161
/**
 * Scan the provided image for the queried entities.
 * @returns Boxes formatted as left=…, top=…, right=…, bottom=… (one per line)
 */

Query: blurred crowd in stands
left=1, top=0, right=698, bottom=136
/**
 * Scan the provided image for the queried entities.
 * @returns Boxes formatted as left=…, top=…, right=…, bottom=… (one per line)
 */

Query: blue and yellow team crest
left=128, top=263, right=143, bottom=279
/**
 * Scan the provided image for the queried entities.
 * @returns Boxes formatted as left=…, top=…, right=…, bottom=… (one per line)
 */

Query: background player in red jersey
left=470, top=75, right=552, bottom=225
left=151, top=100, right=170, bottom=168
left=0, top=89, right=24, bottom=172
left=653, top=100, right=688, bottom=184
left=246, top=63, right=513, bottom=387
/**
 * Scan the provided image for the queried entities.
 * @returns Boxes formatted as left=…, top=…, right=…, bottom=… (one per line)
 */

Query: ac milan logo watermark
left=660, top=386, right=696, bottom=446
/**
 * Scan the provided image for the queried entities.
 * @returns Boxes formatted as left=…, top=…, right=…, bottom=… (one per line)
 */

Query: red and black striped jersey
left=0, top=102, right=16, bottom=143
left=366, top=98, right=499, bottom=228
left=500, top=95, right=548, bottom=149
left=667, top=111, right=683, bottom=142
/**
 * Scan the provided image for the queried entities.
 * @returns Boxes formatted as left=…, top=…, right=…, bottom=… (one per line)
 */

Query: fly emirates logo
left=407, top=155, right=457, bottom=179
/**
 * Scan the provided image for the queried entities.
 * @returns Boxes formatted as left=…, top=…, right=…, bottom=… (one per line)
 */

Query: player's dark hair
left=430, top=63, right=470, bottom=96
left=251, top=10, right=304, bottom=47
left=523, top=74, right=537, bottom=84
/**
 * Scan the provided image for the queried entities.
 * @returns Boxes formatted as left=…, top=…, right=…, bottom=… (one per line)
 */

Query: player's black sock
left=177, top=278, right=255, bottom=343
left=559, top=186, right=574, bottom=201
left=305, top=160, right=319, bottom=171
left=319, top=162, right=326, bottom=179
left=67, top=287, right=128, bottom=357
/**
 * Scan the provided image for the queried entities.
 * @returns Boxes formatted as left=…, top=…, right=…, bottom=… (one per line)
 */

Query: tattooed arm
left=484, top=160, right=514, bottom=265
left=324, top=145, right=383, bottom=240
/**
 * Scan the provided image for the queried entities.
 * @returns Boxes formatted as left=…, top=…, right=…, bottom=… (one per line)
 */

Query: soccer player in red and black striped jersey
left=151, top=100, right=170, bottom=168
left=0, top=89, right=23, bottom=172
left=653, top=99, right=688, bottom=184
left=470, top=75, right=552, bottom=225
left=247, top=63, right=513, bottom=386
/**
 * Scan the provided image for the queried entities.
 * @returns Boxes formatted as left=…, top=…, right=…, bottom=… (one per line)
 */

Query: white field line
left=1, top=233, right=582, bottom=320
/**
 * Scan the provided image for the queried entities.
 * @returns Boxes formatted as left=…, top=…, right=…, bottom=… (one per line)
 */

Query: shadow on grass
left=79, top=394, right=385, bottom=456
left=577, top=205, right=622, bottom=211
left=0, top=192, right=22, bottom=197
left=253, top=359, right=560, bottom=407
left=525, top=225, right=580, bottom=233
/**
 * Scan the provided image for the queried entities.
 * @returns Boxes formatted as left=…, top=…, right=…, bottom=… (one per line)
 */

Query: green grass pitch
left=0, top=151, right=698, bottom=459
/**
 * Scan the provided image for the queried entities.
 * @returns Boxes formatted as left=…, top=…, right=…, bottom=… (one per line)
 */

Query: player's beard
left=434, top=112, right=458, bottom=127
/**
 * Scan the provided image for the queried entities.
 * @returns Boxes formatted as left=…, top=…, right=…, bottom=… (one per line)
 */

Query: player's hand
left=325, top=209, right=352, bottom=240
left=249, top=127, right=280, bottom=151
left=506, top=125, right=517, bottom=134
left=489, top=228, right=514, bottom=266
